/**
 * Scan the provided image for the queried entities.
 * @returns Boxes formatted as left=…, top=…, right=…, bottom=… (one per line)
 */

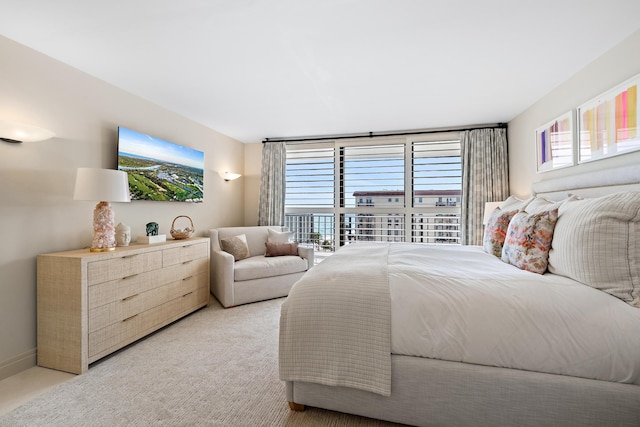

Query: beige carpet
left=0, top=297, right=404, bottom=426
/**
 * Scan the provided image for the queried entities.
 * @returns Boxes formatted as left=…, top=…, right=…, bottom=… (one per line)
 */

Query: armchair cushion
left=220, top=234, right=250, bottom=261
left=234, top=254, right=308, bottom=281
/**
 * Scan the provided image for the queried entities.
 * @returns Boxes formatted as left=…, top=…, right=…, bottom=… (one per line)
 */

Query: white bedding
left=388, top=243, right=640, bottom=385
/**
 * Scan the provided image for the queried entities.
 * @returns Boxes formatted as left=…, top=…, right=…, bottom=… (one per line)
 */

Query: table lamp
left=73, top=168, right=131, bottom=252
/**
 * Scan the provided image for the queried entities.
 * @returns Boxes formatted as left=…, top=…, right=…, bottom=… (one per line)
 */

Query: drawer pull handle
left=123, top=314, right=138, bottom=322
left=122, top=294, right=139, bottom=302
left=182, top=260, right=192, bottom=265
left=123, top=274, right=139, bottom=280
left=182, top=276, right=193, bottom=281
left=182, top=291, right=194, bottom=298
left=121, top=254, right=138, bottom=259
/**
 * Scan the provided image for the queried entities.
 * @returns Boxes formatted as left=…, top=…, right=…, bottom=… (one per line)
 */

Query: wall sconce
left=73, top=168, right=131, bottom=252
left=220, top=171, right=242, bottom=181
left=0, top=120, right=55, bottom=143
left=483, top=201, right=503, bottom=225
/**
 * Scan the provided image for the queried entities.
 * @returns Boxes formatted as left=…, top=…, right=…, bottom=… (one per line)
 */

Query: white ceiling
left=1, top=0, right=640, bottom=143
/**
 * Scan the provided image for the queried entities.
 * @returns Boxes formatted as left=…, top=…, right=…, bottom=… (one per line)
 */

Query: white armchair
left=209, top=226, right=314, bottom=308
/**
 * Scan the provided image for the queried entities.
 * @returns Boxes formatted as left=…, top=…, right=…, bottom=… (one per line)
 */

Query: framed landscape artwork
left=577, top=73, right=640, bottom=163
left=535, top=110, right=574, bottom=173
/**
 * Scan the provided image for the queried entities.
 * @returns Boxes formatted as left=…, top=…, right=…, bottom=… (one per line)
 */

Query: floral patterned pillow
left=483, top=208, right=518, bottom=257
left=501, top=209, right=559, bottom=274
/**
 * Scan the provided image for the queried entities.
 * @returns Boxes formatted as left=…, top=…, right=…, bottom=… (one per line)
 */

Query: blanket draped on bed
left=279, top=243, right=392, bottom=396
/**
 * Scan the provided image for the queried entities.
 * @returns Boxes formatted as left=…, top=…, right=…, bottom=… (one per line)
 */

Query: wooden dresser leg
left=288, top=402, right=305, bottom=411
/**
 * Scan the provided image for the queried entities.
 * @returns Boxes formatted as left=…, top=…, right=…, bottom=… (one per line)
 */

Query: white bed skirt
left=286, top=354, right=640, bottom=426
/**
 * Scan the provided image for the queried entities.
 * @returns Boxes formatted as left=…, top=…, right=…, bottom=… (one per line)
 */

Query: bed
left=279, top=166, right=640, bottom=426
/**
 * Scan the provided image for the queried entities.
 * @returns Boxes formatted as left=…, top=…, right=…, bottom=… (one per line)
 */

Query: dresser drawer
left=165, top=256, right=209, bottom=280
left=88, top=251, right=163, bottom=285
left=88, top=283, right=207, bottom=359
left=88, top=257, right=208, bottom=309
left=163, top=242, right=208, bottom=266
left=89, top=272, right=207, bottom=333
left=88, top=269, right=165, bottom=310
left=192, top=280, right=210, bottom=306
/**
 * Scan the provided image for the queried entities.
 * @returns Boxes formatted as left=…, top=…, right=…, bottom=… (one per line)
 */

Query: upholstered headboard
left=532, top=164, right=640, bottom=200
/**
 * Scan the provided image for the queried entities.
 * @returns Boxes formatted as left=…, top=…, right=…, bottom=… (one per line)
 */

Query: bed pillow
left=267, top=228, right=294, bottom=243
left=548, top=191, right=640, bottom=307
left=501, top=195, right=534, bottom=211
left=265, top=242, right=299, bottom=257
left=220, top=234, right=250, bottom=261
left=483, top=208, right=518, bottom=257
left=501, top=209, right=559, bottom=274
left=525, top=195, right=578, bottom=214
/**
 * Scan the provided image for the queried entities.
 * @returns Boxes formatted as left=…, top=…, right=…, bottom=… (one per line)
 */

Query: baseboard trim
left=0, top=349, right=37, bottom=381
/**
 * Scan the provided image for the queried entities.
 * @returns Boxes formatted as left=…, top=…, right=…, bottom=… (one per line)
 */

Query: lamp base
left=91, top=201, right=117, bottom=252
left=90, top=247, right=116, bottom=252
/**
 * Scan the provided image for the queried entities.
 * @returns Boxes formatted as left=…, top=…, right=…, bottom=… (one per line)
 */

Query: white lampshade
left=483, top=201, right=503, bottom=225
left=73, top=168, right=131, bottom=202
left=0, top=120, right=55, bottom=143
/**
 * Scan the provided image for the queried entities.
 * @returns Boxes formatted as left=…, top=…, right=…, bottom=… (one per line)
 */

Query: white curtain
left=460, top=128, right=509, bottom=245
left=258, top=141, right=287, bottom=226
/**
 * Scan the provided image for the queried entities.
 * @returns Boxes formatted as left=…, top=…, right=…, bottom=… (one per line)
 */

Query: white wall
left=244, top=142, right=262, bottom=225
left=508, top=30, right=640, bottom=197
left=0, top=35, right=246, bottom=379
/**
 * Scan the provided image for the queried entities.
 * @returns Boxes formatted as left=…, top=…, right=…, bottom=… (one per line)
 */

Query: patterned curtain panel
left=258, top=141, right=287, bottom=226
left=460, top=128, right=509, bottom=245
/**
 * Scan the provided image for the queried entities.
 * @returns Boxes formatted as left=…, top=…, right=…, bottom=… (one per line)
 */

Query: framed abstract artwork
left=577, top=73, right=640, bottom=163
left=535, top=111, right=574, bottom=173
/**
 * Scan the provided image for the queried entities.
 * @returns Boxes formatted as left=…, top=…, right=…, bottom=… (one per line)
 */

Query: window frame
left=284, top=131, right=461, bottom=254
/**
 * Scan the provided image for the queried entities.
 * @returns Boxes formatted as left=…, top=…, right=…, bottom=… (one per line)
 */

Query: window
left=284, top=144, right=335, bottom=256
left=284, top=133, right=461, bottom=262
left=411, top=139, right=461, bottom=244
left=342, top=144, right=404, bottom=208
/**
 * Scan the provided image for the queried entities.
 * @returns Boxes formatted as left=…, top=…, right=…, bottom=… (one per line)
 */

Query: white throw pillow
left=267, top=228, right=293, bottom=243
left=525, top=194, right=580, bottom=214
left=548, top=191, right=640, bottom=307
left=500, top=195, right=534, bottom=212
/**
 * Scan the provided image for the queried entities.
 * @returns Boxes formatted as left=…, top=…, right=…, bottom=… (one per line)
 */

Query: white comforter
left=388, top=243, right=640, bottom=385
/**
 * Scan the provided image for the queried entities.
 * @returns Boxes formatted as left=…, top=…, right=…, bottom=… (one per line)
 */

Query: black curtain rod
left=262, top=123, right=507, bottom=143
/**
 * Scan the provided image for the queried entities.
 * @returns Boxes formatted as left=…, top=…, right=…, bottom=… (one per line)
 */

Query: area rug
left=0, top=297, right=403, bottom=426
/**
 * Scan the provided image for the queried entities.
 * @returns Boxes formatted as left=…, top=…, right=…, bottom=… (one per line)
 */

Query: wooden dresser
left=37, top=237, right=210, bottom=374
